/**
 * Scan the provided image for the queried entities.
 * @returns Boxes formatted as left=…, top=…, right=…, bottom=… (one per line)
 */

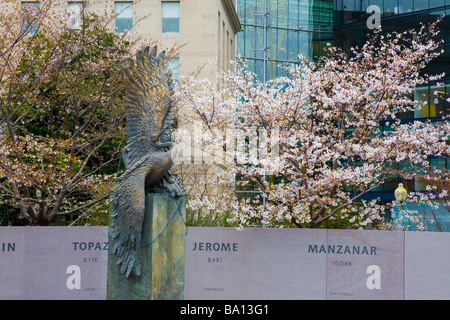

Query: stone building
left=1, top=0, right=240, bottom=79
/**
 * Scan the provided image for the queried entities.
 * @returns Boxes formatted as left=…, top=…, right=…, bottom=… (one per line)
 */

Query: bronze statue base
left=107, top=193, right=186, bottom=300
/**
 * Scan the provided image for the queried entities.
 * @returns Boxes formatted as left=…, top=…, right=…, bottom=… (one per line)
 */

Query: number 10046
left=332, top=260, right=352, bottom=267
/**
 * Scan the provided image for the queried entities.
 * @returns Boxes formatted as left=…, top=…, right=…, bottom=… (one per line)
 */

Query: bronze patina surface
left=107, top=46, right=184, bottom=299
left=107, top=194, right=185, bottom=299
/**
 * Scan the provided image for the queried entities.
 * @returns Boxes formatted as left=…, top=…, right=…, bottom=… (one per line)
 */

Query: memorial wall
left=0, top=226, right=449, bottom=299
left=0, top=227, right=108, bottom=299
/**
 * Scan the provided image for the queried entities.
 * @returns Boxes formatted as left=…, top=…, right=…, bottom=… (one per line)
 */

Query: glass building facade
left=334, top=1, right=450, bottom=201
left=237, top=0, right=333, bottom=81
left=334, top=1, right=450, bottom=79
left=235, top=1, right=449, bottom=229
left=334, top=1, right=450, bottom=232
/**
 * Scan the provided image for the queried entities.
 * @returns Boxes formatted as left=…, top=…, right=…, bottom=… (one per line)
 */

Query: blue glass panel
left=343, top=0, right=355, bottom=11
left=398, top=0, right=413, bottom=13
left=115, top=2, right=133, bottom=18
left=369, top=0, right=383, bottom=12
left=431, top=0, right=445, bottom=7
left=237, top=0, right=333, bottom=81
left=237, top=31, right=246, bottom=57
left=162, top=2, right=180, bottom=18
left=392, top=202, right=450, bottom=232
left=168, top=57, right=179, bottom=81
left=288, top=0, right=300, bottom=29
left=414, top=0, right=428, bottom=11
left=115, top=18, right=132, bottom=33
left=68, top=2, right=83, bottom=29
left=162, top=18, right=179, bottom=33
left=359, top=0, right=370, bottom=11
left=162, top=2, right=179, bottom=33
left=384, top=0, right=398, bottom=15
left=115, top=2, right=132, bottom=33
left=22, top=2, right=40, bottom=34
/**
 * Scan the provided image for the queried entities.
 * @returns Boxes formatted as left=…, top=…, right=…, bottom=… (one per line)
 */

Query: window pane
left=398, top=0, right=413, bottom=13
left=414, top=0, right=428, bottom=11
left=430, top=158, right=447, bottom=171
left=22, top=1, right=38, bottom=5
left=162, top=2, right=180, bottom=33
left=414, top=86, right=430, bottom=119
left=343, top=0, right=355, bottom=11
left=116, top=18, right=133, bottom=32
left=162, top=2, right=180, bottom=18
left=432, top=0, right=445, bottom=7
left=343, top=0, right=355, bottom=23
left=115, top=2, right=133, bottom=33
left=68, top=2, right=83, bottom=29
left=429, top=85, right=445, bottom=118
left=162, top=18, right=179, bottom=33
left=369, top=0, right=383, bottom=12
left=22, top=2, right=39, bottom=9
left=168, top=57, right=179, bottom=80
left=116, top=2, right=133, bottom=18
left=384, top=0, right=397, bottom=15
left=22, top=2, right=40, bottom=34
left=444, top=84, right=450, bottom=116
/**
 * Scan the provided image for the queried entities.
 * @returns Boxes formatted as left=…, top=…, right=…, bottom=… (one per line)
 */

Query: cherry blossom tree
left=176, top=18, right=450, bottom=229
left=0, top=0, right=148, bottom=225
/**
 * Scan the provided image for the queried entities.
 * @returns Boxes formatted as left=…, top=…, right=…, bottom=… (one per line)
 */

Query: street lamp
left=394, top=183, right=407, bottom=202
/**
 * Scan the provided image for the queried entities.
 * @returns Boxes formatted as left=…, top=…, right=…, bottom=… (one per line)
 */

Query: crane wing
left=109, top=46, right=178, bottom=278
left=123, top=46, right=176, bottom=168
left=109, top=163, right=146, bottom=277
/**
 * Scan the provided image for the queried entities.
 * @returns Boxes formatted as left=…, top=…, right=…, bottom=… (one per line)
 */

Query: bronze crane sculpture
left=109, top=46, right=183, bottom=278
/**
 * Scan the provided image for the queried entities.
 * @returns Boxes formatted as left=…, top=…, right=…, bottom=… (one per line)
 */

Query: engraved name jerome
left=308, top=244, right=377, bottom=255
left=192, top=242, right=238, bottom=252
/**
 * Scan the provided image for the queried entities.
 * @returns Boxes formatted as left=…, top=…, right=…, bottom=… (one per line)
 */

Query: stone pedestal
left=107, top=194, right=186, bottom=300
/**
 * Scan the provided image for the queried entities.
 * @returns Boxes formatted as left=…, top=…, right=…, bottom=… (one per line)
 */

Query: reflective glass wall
left=334, top=1, right=450, bottom=202
left=334, top=1, right=450, bottom=120
left=334, top=2, right=449, bottom=55
left=334, top=0, right=447, bottom=26
left=237, top=0, right=333, bottom=81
